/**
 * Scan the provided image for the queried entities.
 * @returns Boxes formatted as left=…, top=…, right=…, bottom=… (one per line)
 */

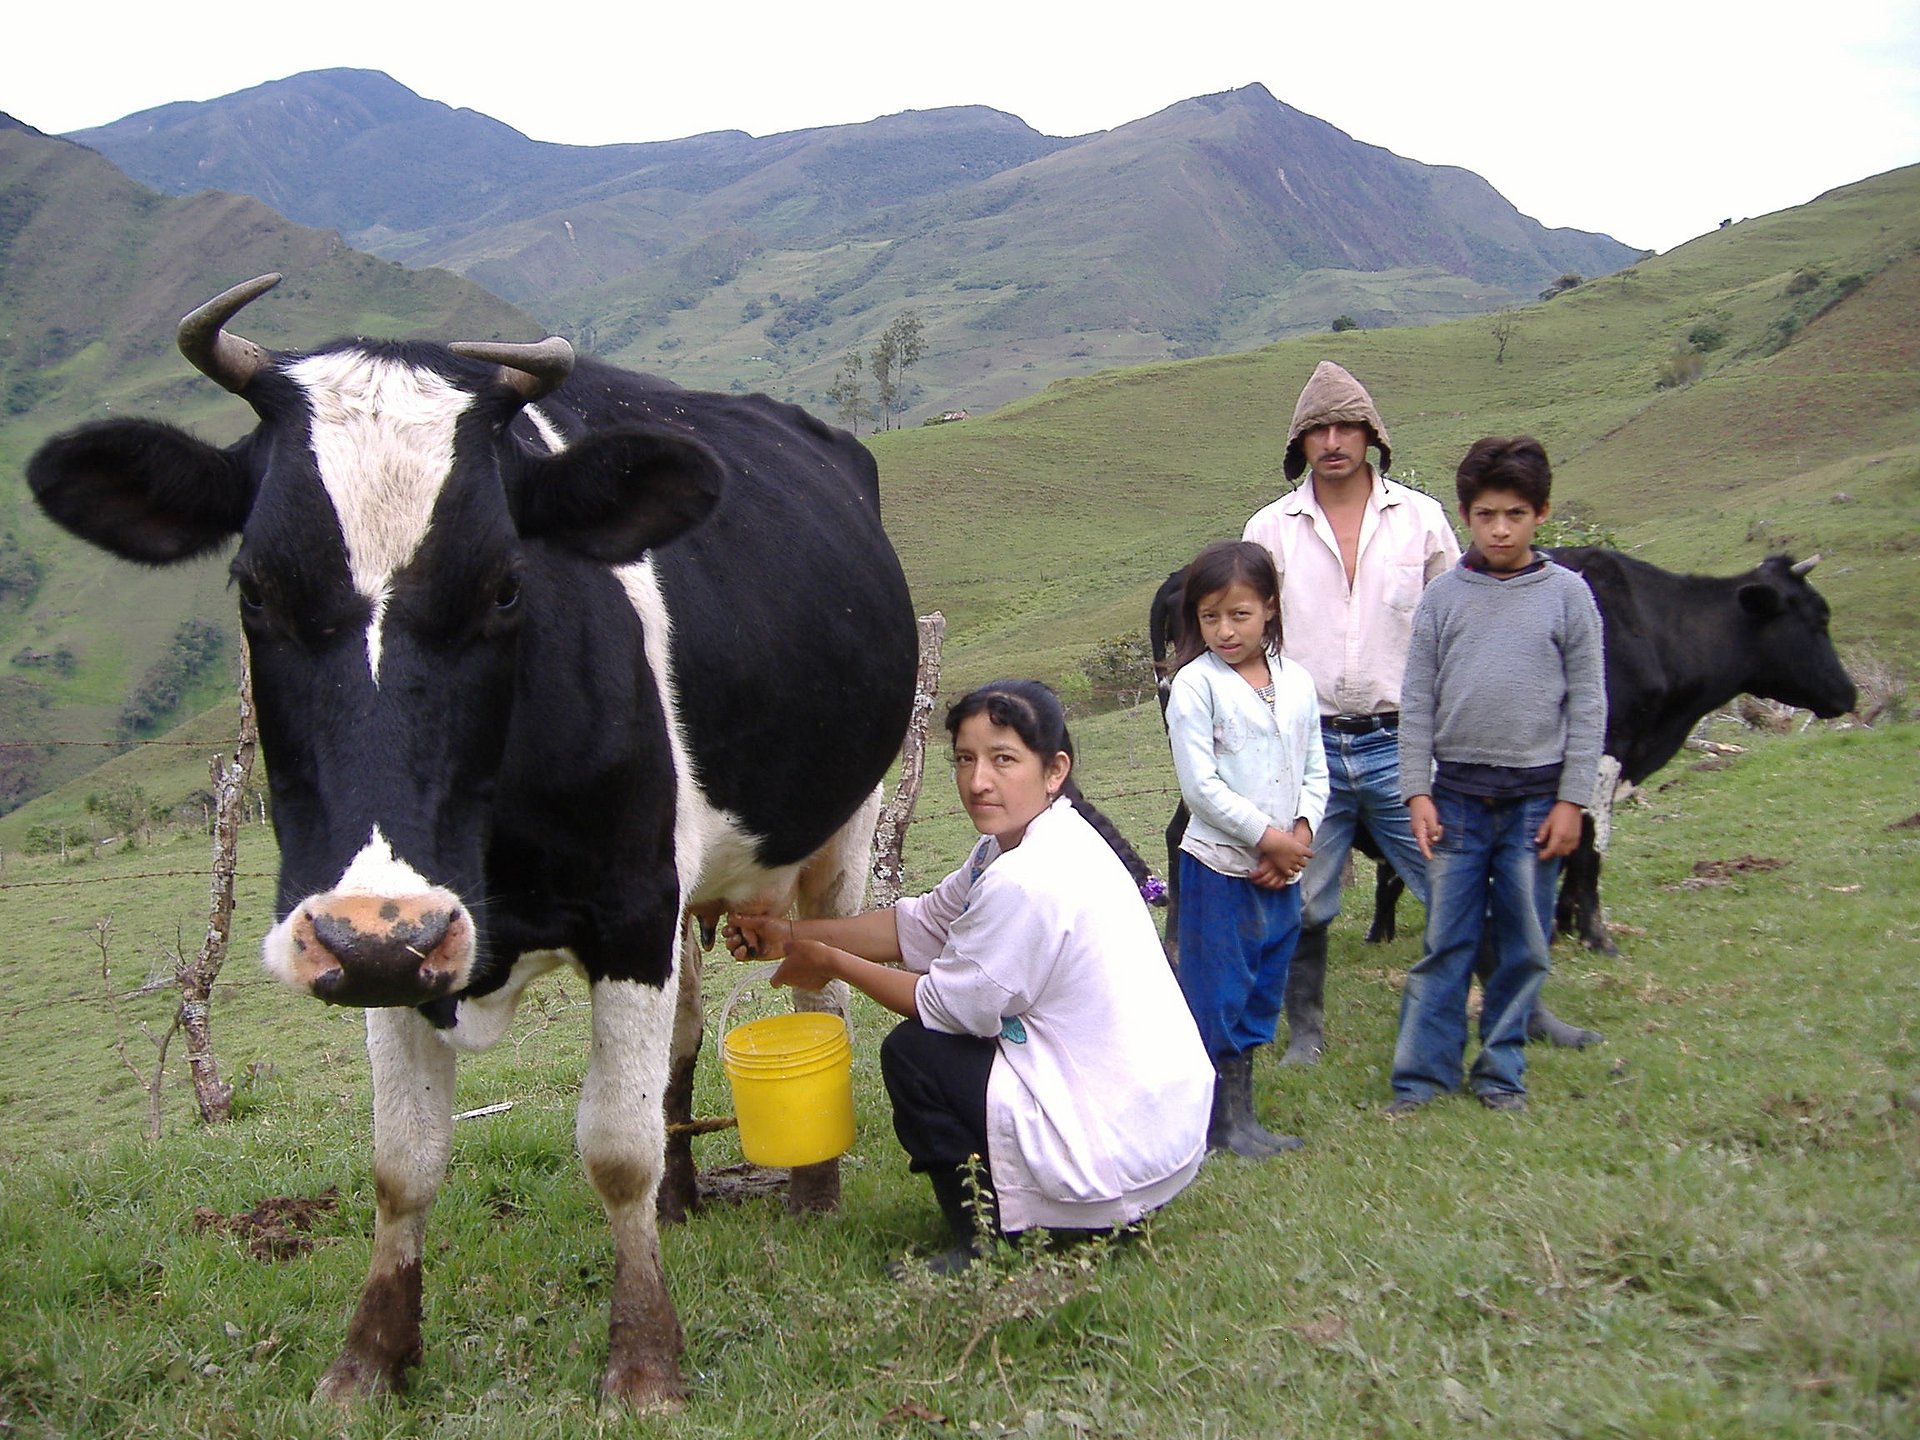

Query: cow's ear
left=1736, top=582, right=1785, bottom=621
left=513, top=427, right=724, bottom=564
left=28, top=420, right=254, bottom=564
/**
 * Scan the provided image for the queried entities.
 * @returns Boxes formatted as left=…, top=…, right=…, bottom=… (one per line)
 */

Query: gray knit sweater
left=1398, top=557, right=1607, bottom=807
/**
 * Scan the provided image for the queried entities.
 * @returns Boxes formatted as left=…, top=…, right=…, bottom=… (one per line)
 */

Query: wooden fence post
left=177, top=638, right=258, bottom=1124
left=870, top=613, right=945, bottom=909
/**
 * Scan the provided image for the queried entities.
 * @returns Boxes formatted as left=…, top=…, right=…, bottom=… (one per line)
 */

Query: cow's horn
left=1789, top=554, right=1821, bottom=576
left=449, top=338, right=576, bottom=401
left=178, top=273, right=282, bottom=394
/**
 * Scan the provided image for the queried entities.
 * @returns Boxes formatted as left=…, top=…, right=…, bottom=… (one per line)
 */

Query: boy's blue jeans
left=1390, top=787, right=1559, bottom=1101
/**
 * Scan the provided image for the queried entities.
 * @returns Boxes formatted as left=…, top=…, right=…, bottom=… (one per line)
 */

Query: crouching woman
left=725, top=679, right=1213, bottom=1272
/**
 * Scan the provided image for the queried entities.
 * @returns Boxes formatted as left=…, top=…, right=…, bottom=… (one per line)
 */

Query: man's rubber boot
left=1280, top=925, right=1330, bottom=1066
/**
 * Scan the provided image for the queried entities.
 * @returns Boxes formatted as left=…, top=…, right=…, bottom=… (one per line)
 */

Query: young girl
left=1165, top=541, right=1329, bottom=1157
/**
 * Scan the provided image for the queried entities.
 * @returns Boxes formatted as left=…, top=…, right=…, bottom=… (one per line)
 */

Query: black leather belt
left=1324, top=712, right=1398, bottom=734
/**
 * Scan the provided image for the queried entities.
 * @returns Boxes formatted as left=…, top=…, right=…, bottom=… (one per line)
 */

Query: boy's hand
left=1408, top=795, right=1442, bottom=860
left=1535, top=800, right=1585, bottom=860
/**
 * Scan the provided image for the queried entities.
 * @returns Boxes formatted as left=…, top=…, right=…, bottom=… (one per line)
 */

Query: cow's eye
left=236, top=577, right=264, bottom=613
left=494, top=577, right=521, bottom=613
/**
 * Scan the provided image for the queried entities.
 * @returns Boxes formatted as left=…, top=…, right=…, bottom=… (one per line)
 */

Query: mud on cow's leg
left=581, top=975, right=687, bottom=1410
left=657, top=922, right=705, bottom=1225
left=315, top=1007, right=455, bottom=1404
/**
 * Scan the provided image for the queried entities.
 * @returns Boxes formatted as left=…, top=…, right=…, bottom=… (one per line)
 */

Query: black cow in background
left=1544, top=547, right=1856, bottom=949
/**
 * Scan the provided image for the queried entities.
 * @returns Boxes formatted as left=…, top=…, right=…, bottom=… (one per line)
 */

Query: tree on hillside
left=825, top=349, right=870, bottom=435
left=869, top=311, right=926, bottom=431
left=1490, top=307, right=1518, bottom=365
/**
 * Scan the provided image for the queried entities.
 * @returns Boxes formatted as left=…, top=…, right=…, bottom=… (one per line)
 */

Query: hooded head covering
left=1283, top=360, right=1392, bottom=481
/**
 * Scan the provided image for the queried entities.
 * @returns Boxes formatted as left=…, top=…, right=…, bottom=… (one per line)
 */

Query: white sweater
left=894, top=800, right=1213, bottom=1232
left=1166, top=649, right=1329, bottom=878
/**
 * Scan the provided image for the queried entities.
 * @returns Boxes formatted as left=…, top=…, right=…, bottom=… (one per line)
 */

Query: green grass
left=1, top=712, right=1914, bottom=1436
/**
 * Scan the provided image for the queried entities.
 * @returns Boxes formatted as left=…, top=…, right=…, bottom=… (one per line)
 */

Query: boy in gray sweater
left=1386, top=437, right=1606, bottom=1114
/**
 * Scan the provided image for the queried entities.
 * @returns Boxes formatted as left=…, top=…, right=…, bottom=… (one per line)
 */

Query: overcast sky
left=6, top=1, right=1917, bottom=255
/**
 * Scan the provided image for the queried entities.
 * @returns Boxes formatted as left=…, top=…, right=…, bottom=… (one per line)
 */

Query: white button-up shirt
left=1243, top=470, right=1460, bottom=718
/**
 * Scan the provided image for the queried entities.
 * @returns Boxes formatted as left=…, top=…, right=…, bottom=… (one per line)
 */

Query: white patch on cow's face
left=288, top=351, right=474, bottom=686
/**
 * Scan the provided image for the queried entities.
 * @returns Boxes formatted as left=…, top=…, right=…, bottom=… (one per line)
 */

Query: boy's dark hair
left=1455, top=436, right=1553, bottom=512
left=1173, top=541, right=1284, bottom=670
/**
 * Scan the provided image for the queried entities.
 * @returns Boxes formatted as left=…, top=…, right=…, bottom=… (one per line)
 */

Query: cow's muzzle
left=265, top=891, right=475, bottom=1007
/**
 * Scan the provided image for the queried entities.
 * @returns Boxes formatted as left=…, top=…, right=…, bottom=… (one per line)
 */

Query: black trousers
left=879, top=1017, right=995, bottom=1175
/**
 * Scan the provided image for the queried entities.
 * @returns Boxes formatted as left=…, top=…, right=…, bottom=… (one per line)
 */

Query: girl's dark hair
left=1455, top=435, right=1552, bottom=512
left=1173, top=541, right=1284, bottom=669
left=944, top=679, right=1163, bottom=901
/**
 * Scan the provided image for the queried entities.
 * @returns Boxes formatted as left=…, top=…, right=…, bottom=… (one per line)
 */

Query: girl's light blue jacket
left=1166, top=649, right=1329, bottom=878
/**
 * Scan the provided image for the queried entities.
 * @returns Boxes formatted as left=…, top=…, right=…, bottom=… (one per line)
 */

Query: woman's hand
left=722, top=912, right=792, bottom=962
left=768, top=939, right=843, bottom=992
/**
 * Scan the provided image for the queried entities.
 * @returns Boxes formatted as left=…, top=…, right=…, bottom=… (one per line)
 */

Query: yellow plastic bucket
left=721, top=1009, right=855, bottom=1168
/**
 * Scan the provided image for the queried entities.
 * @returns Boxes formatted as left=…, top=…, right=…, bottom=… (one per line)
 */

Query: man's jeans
left=1300, top=725, right=1432, bottom=932
left=1390, top=787, right=1558, bottom=1100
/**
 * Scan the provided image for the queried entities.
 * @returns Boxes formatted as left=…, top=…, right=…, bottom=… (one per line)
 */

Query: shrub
left=1784, top=266, right=1823, bottom=296
left=1655, top=341, right=1706, bottom=390
left=1078, top=636, right=1155, bottom=712
left=1330, top=315, right=1359, bottom=333
left=1687, top=319, right=1729, bottom=353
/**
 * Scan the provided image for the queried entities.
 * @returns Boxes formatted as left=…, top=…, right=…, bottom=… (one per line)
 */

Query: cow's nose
left=311, top=902, right=452, bottom=968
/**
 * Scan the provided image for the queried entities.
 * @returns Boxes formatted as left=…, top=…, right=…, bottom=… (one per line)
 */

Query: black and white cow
left=1546, top=546, right=1856, bottom=950
left=26, top=275, right=918, bottom=1409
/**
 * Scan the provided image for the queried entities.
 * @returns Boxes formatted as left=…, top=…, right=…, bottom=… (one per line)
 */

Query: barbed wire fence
left=1, top=615, right=1185, bottom=1138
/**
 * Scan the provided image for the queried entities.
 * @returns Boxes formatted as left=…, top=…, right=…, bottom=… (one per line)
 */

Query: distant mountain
left=68, top=73, right=1642, bottom=419
left=0, top=119, right=539, bottom=811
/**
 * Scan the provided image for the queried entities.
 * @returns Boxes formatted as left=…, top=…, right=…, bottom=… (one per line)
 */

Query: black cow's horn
left=449, top=338, right=576, bottom=401
left=1789, top=554, right=1821, bottom=576
left=178, top=273, right=282, bottom=393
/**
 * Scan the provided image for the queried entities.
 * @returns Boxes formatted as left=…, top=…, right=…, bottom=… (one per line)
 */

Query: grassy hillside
left=865, top=164, right=1920, bottom=699
left=0, top=716, right=1913, bottom=1436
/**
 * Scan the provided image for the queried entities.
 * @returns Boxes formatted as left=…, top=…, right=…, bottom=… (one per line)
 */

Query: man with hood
left=1242, top=361, right=1460, bottom=1065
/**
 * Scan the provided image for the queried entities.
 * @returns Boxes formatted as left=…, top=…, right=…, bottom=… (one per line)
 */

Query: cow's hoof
left=785, top=1159, right=841, bottom=1214
left=1530, top=1011, right=1604, bottom=1049
left=601, top=1365, right=689, bottom=1414
left=312, top=1352, right=406, bottom=1405
left=1279, top=1035, right=1324, bottom=1067
left=655, top=1154, right=698, bottom=1225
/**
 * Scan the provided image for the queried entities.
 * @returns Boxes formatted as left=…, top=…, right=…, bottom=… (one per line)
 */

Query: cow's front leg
left=580, top=975, right=687, bottom=1410
left=315, top=1006, right=455, bottom=1403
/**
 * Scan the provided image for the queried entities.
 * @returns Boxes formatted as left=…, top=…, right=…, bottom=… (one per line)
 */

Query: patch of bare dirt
left=1677, top=855, right=1788, bottom=888
left=696, top=1163, right=789, bottom=1204
left=193, top=1187, right=339, bottom=1260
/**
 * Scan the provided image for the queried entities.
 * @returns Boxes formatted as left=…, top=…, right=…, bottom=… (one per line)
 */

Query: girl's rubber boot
left=1208, top=1053, right=1303, bottom=1158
